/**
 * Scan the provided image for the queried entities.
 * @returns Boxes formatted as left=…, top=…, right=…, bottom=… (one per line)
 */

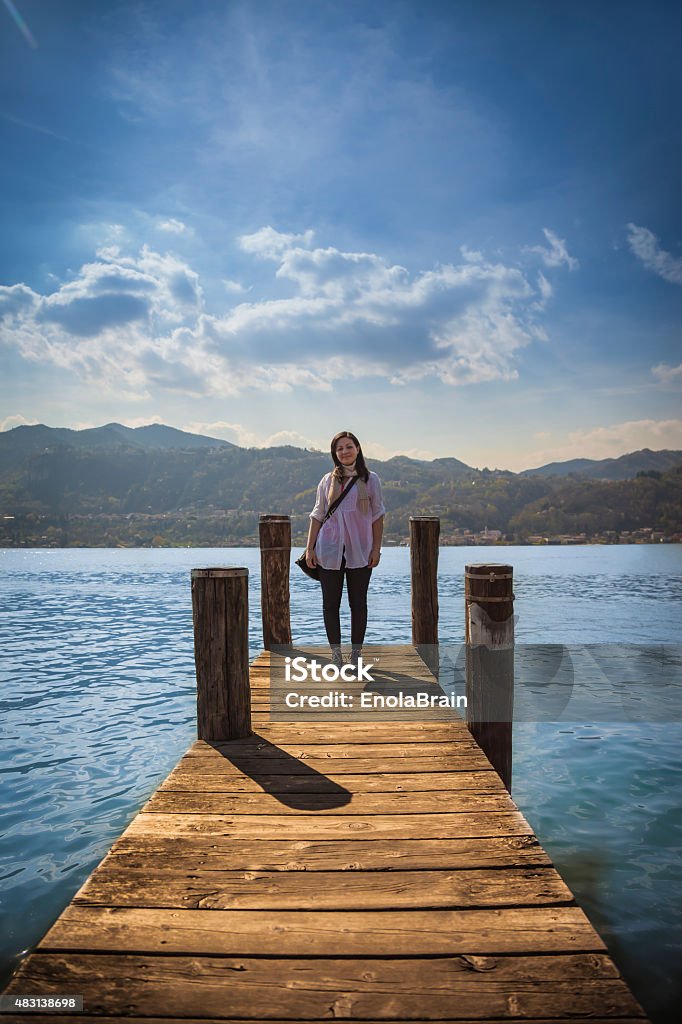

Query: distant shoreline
left=2, top=539, right=680, bottom=551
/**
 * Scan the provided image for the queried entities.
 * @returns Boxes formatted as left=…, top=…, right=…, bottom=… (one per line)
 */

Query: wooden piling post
left=410, top=516, right=440, bottom=675
left=259, top=514, right=292, bottom=649
left=191, top=567, right=251, bottom=741
left=465, top=563, right=514, bottom=792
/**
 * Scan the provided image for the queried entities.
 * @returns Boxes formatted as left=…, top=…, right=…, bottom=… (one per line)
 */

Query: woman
left=306, top=430, right=386, bottom=668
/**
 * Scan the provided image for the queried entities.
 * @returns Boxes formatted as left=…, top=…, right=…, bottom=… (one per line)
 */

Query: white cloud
left=536, top=272, right=552, bottom=303
left=0, top=245, right=206, bottom=397
left=208, top=227, right=546, bottom=388
left=181, top=422, right=438, bottom=458
left=240, top=226, right=315, bottom=260
left=525, top=228, right=578, bottom=271
left=0, top=413, right=40, bottom=432
left=260, top=429, right=322, bottom=449
left=223, top=279, right=249, bottom=294
left=627, top=224, right=682, bottom=285
left=460, top=246, right=483, bottom=264
left=184, top=420, right=257, bottom=445
left=361, top=441, right=439, bottom=461
left=183, top=421, right=324, bottom=450
left=652, top=362, right=682, bottom=386
left=156, top=218, right=188, bottom=234
left=0, top=283, right=38, bottom=318
left=525, top=418, right=682, bottom=467
left=0, top=227, right=556, bottom=398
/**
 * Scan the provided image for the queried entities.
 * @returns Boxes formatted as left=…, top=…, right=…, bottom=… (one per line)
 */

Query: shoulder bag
left=295, top=475, right=359, bottom=581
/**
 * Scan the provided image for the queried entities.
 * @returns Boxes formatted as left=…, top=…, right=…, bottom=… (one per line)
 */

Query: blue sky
left=0, top=0, right=680, bottom=470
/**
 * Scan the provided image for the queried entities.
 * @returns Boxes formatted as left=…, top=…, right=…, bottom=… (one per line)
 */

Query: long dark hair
left=330, top=430, right=370, bottom=483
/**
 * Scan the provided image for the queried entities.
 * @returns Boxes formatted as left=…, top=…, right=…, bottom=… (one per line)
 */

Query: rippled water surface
left=1, top=545, right=681, bottom=1021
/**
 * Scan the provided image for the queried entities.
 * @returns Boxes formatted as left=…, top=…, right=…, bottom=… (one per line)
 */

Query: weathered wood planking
left=157, top=769, right=503, bottom=792
left=223, top=723, right=478, bottom=741
left=0, top=1019, right=649, bottom=1024
left=162, top=754, right=496, bottom=774
left=5, top=954, right=646, bottom=1021
left=1, top=645, right=650, bottom=1022
left=183, top=741, right=483, bottom=758
left=102, top=833, right=553, bottom=870
left=73, top=866, right=573, bottom=910
left=4, top=1019, right=649, bottom=1024
left=38, top=905, right=607, bottom=955
left=4, top=1020, right=649, bottom=1024
left=143, top=790, right=516, bottom=814
left=122, top=810, right=535, bottom=839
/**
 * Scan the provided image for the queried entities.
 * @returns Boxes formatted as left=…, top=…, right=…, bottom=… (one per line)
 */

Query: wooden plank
left=38, top=905, right=606, bottom=955
left=123, top=810, right=534, bottom=839
left=248, top=705, right=465, bottom=715
left=253, top=643, right=423, bottom=654
left=253, top=676, right=443, bottom=690
left=157, top=770, right=503, bottom=793
left=104, top=834, right=552, bottom=870
left=248, top=707, right=468, bottom=722
left=73, top=865, right=574, bottom=909
left=247, top=679, right=455, bottom=690
left=187, top=733, right=478, bottom=749
left=190, top=767, right=501, bottom=788
left=246, top=705, right=466, bottom=719
left=250, top=698, right=458, bottom=709
left=250, top=643, right=430, bottom=659
left=142, top=790, right=516, bottom=815
left=168, top=755, right=492, bottom=774
left=183, top=741, right=481, bottom=758
left=4, top=1018, right=649, bottom=1024
left=247, top=670, right=447, bottom=681
left=240, top=724, right=474, bottom=742
left=5, top=953, right=646, bottom=1019
left=247, top=683, right=460, bottom=694
left=256, top=650, right=437, bottom=667
left=252, top=710, right=469, bottom=722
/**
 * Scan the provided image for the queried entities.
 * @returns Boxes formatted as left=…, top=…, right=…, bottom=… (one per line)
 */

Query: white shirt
left=310, top=470, right=386, bottom=569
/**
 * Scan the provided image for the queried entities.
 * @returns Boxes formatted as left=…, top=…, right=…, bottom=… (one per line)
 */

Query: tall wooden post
left=410, top=516, right=440, bottom=676
left=191, top=567, right=251, bottom=741
left=465, top=563, right=514, bottom=792
left=259, top=514, right=292, bottom=649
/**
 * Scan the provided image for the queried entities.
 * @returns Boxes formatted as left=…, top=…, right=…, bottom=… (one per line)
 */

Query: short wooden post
left=410, top=516, right=440, bottom=676
left=465, top=563, right=514, bottom=792
left=192, top=567, right=251, bottom=741
left=259, top=514, right=292, bottom=649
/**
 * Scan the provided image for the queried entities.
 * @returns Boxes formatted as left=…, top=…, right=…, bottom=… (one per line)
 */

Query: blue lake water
left=1, top=544, right=681, bottom=1021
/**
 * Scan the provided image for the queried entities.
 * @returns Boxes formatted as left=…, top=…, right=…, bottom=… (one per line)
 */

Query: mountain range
left=1, top=422, right=680, bottom=478
left=0, top=423, right=680, bottom=546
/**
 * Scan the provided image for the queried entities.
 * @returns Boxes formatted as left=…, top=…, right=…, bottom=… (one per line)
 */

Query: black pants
left=318, top=551, right=372, bottom=646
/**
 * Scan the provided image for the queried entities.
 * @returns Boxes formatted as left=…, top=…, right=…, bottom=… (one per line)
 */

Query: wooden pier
left=1, top=526, right=651, bottom=1021
left=2, top=644, right=648, bottom=1021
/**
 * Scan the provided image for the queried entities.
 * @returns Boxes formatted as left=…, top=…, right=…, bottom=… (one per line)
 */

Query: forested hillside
left=0, top=425, right=680, bottom=546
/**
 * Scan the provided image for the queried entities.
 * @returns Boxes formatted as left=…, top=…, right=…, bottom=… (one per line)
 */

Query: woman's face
left=334, top=435, right=359, bottom=465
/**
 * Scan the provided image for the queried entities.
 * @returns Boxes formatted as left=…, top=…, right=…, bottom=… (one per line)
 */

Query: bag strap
left=322, top=474, right=359, bottom=524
